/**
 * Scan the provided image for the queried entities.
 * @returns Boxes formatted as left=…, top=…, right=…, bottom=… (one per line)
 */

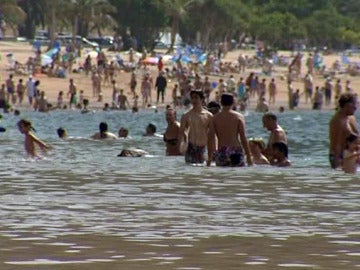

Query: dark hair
left=263, top=112, right=277, bottom=121
left=57, top=127, right=66, bottom=138
left=147, top=123, right=156, bottom=133
left=346, top=134, right=358, bottom=148
left=207, top=101, right=221, bottom=110
left=272, top=142, right=288, bottom=158
left=190, top=90, right=205, bottom=100
left=221, top=93, right=234, bottom=106
left=99, top=122, right=108, bottom=136
left=338, top=93, right=357, bottom=108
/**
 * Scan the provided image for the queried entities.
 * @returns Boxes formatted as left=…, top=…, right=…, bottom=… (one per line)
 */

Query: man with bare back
left=208, top=93, right=253, bottom=167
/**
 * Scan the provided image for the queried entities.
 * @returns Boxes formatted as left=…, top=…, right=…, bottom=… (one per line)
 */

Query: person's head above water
left=118, top=127, right=129, bottom=138
left=99, top=122, right=108, bottom=133
left=145, top=123, right=157, bottom=135
left=57, top=127, right=67, bottom=139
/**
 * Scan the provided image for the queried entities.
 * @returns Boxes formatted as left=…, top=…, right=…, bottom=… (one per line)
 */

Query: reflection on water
left=0, top=110, right=359, bottom=269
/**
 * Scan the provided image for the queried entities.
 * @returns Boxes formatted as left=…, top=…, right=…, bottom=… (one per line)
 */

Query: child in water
left=342, top=134, right=360, bottom=174
left=17, top=119, right=52, bottom=158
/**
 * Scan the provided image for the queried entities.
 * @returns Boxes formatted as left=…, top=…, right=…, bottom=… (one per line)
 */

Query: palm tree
left=64, top=0, right=115, bottom=40
left=156, top=0, right=204, bottom=52
left=0, top=0, right=26, bottom=36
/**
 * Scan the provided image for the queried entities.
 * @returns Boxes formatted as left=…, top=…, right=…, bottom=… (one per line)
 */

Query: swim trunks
left=185, top=143, right=205, bottom=164
left=214, top=146, right=245, bottom=167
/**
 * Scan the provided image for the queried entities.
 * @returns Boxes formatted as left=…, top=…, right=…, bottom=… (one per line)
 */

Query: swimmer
left=249, top=138, right=270, bottom=165
left=57, top=127, right=68, bottom=139
left=271, top=142, right=291, bottom=167
left=143, top=123, right=161, bottom=137
left=91, top=122, right=117, bottom=140
left=117, top=149, right=148, bottom=157
left=342, top=134, right=360, bottom=174
left=17, top=119, right=52, bottom=158
left=118, top=127, right=129, bottom=138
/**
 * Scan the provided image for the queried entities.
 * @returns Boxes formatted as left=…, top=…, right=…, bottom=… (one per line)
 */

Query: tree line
left=1, top=0, right=359, bottom=51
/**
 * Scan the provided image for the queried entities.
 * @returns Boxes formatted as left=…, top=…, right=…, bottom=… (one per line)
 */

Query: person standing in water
left=17, top=119, right=52, bottom=158
left=178, top=90, right=213, bottom=164
left=163, top=108, right=182, bottom=156
left=208, top=93, right=253, bottom=167
left=262, top=112, right=288, bottom=162
left=329, top=93, right=359, bottom=169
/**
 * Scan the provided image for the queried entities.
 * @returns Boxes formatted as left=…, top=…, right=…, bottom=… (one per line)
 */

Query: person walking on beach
left=178, top=90, right=213, bottom=164
left=268, top=78, right=277, bottom=105
left=208, top=93, right=253, bottom=167
left=329, top=93, right=358, bottom=169
left=262, top=112, right=287, bottom=162
left=67, top=78, right=77, bottom=109
left=155, top=71, right=167, bottom=104
left=26, top=76, right=35, bottom=106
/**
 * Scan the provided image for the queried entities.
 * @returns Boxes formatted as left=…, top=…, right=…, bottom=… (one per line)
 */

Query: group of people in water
left=14, top=90, right=360, bottom=174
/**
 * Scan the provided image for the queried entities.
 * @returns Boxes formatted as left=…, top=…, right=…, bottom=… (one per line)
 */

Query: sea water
left=0, top=109, right=359, bottom=270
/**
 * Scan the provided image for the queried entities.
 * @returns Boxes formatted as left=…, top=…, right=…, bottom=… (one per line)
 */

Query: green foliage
left=12, top=0, right=360, bottom=49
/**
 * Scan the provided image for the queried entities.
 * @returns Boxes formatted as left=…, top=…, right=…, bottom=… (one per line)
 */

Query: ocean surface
left=0, top=108, right=359, bottom=270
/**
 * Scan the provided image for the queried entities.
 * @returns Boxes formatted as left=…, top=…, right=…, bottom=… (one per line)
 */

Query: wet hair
left=99, top=122, right=108, bottom=133
left=190, top=90, right=205, bottom=100
left=263, top=112, right=277, bottom=121
left=338, top=93, right=357, bottom=108
left=17, top=119, right=36, bottom=132
left=57, top=127, right=67, bottom=138
left=346, top=134, right=358, bottom=148
left=118, top=127, right=129, bottom=138
left=221, top=93, right=234, bottom=106
left=272, top=142, right=288, bottom=158
left=147, top=123, right=157, bottom=134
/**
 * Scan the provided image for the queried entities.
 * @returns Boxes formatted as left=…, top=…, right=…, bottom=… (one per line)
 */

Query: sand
left=0, top=40, right=359, bottom=111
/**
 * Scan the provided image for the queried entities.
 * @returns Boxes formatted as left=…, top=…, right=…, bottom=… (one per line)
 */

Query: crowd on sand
left=0, top=43, right=359, bottom=174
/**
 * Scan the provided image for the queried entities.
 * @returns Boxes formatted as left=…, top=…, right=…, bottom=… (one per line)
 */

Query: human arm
left=178, top=114, right=188, bottom=154
left=207, top=118, right=216, bottom=166
left=30, top=133, right=52, bottom=151
left=238, top=118, right=253, bottom=166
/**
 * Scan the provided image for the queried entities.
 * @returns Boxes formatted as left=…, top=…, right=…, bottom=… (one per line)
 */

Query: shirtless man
left=329, top=93, right=358, bottom=169
left=163, top=108, right=181, bottom=156
left=262, top=112, right=287, bottom=161
left=178, top=90, right=213, bottom=164
left=208, top=93, right=253, bottom=167
left=117, top=89, right=130, bottom=110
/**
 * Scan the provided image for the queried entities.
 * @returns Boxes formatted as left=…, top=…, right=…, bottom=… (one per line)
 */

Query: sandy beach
left=0, top=40, right=359, bottom=112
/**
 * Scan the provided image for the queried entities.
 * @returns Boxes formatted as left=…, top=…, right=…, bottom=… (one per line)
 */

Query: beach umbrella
left=41, top=54, right=53, bottom=66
